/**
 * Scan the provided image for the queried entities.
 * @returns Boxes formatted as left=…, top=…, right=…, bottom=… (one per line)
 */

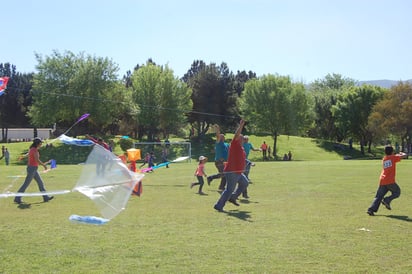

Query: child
left=139, top=153, right=150, bottom=168
left=191, top=156, right=208, bottom=195
left=367, top=145, right=407, bottom=216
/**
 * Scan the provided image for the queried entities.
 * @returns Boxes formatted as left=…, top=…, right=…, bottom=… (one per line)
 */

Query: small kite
left=0, top=76, right=10, bottom=96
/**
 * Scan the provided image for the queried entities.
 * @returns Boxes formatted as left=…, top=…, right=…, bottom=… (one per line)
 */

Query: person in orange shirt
left=260, top=141, right=268, bottom=160
left=367, top=145, right=407, bottom=216
left=14, top=138, right=53, bottom=204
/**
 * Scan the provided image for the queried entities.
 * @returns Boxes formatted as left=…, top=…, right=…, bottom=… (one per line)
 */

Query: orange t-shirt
left=28, top=147, right=39, bottom=167
left=379, top=154, right=401, bottom=185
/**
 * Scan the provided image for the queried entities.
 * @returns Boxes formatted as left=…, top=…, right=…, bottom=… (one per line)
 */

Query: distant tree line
left=1, top=50, right=412, bottom=156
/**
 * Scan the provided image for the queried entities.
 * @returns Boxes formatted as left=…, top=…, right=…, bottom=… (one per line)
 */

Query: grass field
left=0, top=139, right=411, bottom=273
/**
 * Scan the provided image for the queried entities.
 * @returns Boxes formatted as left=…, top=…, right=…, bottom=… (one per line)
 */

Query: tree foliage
left=28, top=50, right=124, bottom=134
left=0, top=63, right=33, bottom=141
left=183, top=61, right=240, bottom=137
left=240, top=74, right=313, bottom=156
left=130, top=63, right=191, bottom=140
left=309, top=73, right=356, bottom=141
left=332, top=85, right=385, bottom=154
left=369, top=82, right=412, bottom=151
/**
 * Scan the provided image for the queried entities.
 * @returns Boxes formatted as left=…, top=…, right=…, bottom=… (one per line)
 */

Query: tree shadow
left=386, top=215, right=412, bottom=222
left=226, top=209, right=253, bottom=222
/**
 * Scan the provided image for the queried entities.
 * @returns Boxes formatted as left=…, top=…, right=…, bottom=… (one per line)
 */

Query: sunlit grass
left=1, top=156, right=411, bottom=273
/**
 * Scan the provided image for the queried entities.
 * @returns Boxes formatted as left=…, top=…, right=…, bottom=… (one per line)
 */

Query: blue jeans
left=368, top=183, right=401, bottom=212
left=214, top=172, right=249, bottom=210
left=15, top=166, right=48, bottom=200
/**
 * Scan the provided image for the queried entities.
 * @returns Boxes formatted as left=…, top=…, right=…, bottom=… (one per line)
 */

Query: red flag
left=0, top=77, right=10, bottom=96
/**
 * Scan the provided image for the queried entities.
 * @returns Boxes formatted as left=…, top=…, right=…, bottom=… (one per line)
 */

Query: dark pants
left=192, top=176, right=205, bottom=192
left=208, top=159, right=227, bottom=190
left=368, top=183, right=401, bottom=213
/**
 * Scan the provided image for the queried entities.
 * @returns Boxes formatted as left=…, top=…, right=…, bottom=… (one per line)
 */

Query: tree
left=183, top=61, right=239, bottom=138
left=240, top=74, right=313, bottom=157
left=369, top=82, right=412, bottom=153
left=309, top=73, right=356, bottom=141
left=130, top=62, right=191, bottom=140
left=0, top=63, right=33, bottom=141
left=28, top=50, right=124, bottom=134
left=332, top=85, right=385, bottom=154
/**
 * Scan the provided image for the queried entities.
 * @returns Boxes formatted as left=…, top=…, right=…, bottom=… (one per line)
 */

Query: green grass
left=0, top=138, right=410, bottom=273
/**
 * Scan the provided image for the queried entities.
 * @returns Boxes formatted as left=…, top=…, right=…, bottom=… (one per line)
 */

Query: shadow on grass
left=226, top=209, right=252, bottom=222
left=386, top=215, right=412, bottom=222
left=17, top=203, right=32, bottom=209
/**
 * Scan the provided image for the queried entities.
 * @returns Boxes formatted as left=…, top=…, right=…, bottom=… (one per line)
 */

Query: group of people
left=191, top=119, right=407, bottom=215
left=190, top=120, right=257, bottom=211
left=8, top=125, right=407, bottom=217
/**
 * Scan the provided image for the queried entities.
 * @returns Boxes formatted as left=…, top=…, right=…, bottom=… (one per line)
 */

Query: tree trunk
left=272, top=132, right=278, bottom=159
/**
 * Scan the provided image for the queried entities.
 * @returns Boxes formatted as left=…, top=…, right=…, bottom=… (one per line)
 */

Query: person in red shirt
left=14, top=138, right=53, bottom=204
left=367, top=145, right=407, bottom=216
left=214, top=119, right=247, bottom=212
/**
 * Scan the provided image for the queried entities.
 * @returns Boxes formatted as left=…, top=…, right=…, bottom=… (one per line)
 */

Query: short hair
left=384, top=145, right=394, bottom=155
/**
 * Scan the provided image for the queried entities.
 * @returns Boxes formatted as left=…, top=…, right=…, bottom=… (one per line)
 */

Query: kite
left=0, top=76, right=10, bottom=96
left=1, top=113, right=144, bottom=225
left=65, top=113, right=90, bottom=134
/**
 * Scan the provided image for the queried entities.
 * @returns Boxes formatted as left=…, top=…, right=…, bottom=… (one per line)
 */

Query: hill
left=357, top=79, right=412, bottom=88
left=0, top=134, right=383, bottom=167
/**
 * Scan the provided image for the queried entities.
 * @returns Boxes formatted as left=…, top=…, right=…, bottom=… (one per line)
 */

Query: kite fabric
left=0, top=76, right=10, bottom=96
left=72, top=144, right=144, bottom=220
left=57, top=134, right=95, bottom=146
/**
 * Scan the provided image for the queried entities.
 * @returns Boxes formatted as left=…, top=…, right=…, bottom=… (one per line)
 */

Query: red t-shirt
left=28, top=147, right=39, bottom=167
left=224, top=138, right=246, bottom=174
left=379, top=154, right=401, bottom=185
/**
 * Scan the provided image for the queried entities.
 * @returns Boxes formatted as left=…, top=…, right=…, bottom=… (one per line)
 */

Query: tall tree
left=332, top=85, right=385, bottom=154
left=183, top=61, right=239, bottom=137
left=28, top=50, right=124, bottom=134
left=240, top=74, right=313, bottom=157
left=369, top=82, right=412, bottom=152
left=130, top=63, right=191, bottom=140
left=309, top=73, right=356, bottom=141
left=0, top=63, right=33, bottom=141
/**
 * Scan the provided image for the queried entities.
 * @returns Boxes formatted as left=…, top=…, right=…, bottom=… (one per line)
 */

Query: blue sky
left=3, top=0, right=411, bottom=83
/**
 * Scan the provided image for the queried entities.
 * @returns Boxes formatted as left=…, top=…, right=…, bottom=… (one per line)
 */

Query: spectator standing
left=260, top=141, right=268, bottom=160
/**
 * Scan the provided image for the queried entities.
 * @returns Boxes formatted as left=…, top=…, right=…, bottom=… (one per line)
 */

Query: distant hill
left=357, top=79, right=412, bottom=88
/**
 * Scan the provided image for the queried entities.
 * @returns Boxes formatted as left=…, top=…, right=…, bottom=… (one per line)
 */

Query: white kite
left=1, top=114, right=144, bottom=225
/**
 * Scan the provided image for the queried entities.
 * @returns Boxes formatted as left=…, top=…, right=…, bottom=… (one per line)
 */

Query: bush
left=118, top=138, right=134, bottom=152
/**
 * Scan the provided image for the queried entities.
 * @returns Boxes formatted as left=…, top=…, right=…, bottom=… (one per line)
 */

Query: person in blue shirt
left=241, top=135, right=259, bottom=198
left=207, top=125, right=229, bottom=191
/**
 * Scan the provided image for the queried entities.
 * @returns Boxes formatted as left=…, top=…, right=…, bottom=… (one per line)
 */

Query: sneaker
left=367, top=210, right=374, bottom=216
left=44, top=196, right=54, bottom=202
left=381, top=200, right=391, bottom=210
left=190, top=183, right=195, bottom=189
left=14, top=198, right=22, bottom=204
left=207, top=177, right=212, bottom=186
left=228, top=198, right=240, bottom=206
left=198, top=191, right=206, bottom=195
left=213, top=204, right=223, bottom=212
left=242, top=195, right=250, bottom=199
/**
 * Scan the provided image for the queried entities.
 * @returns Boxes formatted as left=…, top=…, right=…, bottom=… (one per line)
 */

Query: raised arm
left=234, top=119, right=245, bottom=139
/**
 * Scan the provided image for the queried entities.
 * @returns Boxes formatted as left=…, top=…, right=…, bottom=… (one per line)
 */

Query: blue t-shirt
left=243, top=142, right=254, bottom=158
left=215, top=141, right=229, bottom=161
